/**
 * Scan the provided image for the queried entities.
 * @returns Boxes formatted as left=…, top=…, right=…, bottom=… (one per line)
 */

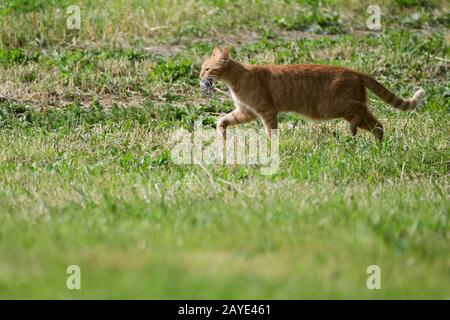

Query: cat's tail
left=359, top=73, right=424, bottom=111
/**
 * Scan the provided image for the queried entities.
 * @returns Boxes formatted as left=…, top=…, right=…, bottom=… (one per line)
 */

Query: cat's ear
left=220, top=48, right=230, bottom=63
left=212, top=46, right=222, bottom=57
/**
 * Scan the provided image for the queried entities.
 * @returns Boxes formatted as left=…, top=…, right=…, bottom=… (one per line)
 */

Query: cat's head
left=199, top=46, right=230, bottom=80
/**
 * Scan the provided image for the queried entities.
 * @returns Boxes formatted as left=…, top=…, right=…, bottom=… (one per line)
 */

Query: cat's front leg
left=217, top=108, right=257, bottom=139
left=260, top=111, right=278, bottom=139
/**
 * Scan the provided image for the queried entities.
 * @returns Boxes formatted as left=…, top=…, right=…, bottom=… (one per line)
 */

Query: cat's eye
left=205, top=68, right=210, bottom=71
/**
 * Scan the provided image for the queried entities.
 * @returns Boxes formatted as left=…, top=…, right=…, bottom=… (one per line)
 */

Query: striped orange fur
left=200, top=47, right=425, bottom=141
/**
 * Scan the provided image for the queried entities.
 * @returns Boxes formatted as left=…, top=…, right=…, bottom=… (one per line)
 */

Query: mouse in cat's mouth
left=200, top=77, right=214, bottom=96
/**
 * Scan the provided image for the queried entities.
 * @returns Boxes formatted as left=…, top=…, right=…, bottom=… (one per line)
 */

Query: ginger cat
left=200, top=46, right=425, bottom=141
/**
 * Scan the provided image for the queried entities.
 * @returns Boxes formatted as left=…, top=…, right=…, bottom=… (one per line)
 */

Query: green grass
left=0, top=0, right=449, bottom=299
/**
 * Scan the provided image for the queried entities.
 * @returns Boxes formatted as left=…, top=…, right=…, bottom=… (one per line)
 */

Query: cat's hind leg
left=345, top=114, right=361, bottom=136
left=344, top=101, right=366, bottom=137
left=346, top=108, right=383, bottom=142
left=359, top=110, right=384, bottom=142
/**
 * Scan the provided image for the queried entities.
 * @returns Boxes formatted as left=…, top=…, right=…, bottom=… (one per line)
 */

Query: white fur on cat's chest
left=229, top=89, right=241, bottom=105
left=229, top=88, right=255, bottom=113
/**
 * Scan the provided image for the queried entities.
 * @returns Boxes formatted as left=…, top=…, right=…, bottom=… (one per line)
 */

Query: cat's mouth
left=200, top=77, right=214, bottom=96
